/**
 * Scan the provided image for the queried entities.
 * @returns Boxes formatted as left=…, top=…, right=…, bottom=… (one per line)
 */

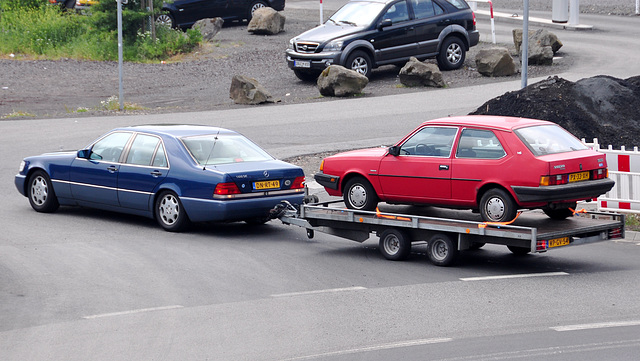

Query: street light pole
left=521, top=0, right=529, bottom=89
left=117, top=0, right=124, bottom=111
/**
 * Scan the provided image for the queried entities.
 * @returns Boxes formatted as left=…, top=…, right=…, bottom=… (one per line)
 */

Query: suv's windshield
left=515, top=125, right=588, bottom=156
left=328, top=1, right=387, bottom=27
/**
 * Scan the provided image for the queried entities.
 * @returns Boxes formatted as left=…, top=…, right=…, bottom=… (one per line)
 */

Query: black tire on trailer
left=427, top=233, right=459, bottom=266
left=379, top=228, right=411, bottom=261
left=507, top=245, right=531, bottom=256
left=543, top=202, right=577, bottom=220
left=469, top=242, right=486, bottom=250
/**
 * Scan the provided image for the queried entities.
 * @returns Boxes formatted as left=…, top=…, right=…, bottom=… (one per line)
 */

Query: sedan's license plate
left=568, top=171, right=590, bottom=182
left=549, top=236, right=570, bottom=248
left=254, top=180, right=280, bottom=190
left=294, top=60, right=311, bottom=68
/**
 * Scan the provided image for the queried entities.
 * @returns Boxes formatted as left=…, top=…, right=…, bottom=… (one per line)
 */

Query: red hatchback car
left=314, top=116, right=615, bottom=222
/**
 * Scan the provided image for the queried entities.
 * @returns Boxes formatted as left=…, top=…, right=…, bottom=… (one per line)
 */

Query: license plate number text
left=254, top=180, right=280, bottom=190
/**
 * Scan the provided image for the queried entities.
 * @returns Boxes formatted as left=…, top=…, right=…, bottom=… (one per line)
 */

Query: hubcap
left=350, top=57, right=368, bottom=75
left=156, top=15, right=171, bottom=27
left=251, top=3, right=266, bottom=13
left=446, top=43, right=462, bottom=65
left=383, top=235, right=400, bottom=256
left=30, top=176, right=48, bottom=206
left=348, top=184, right=367, bottom=208
left=431, top=239, right=448, bottom=261
left=485, top=196, right=505, bottom=221
left=159, top=195, right=180, bottom=225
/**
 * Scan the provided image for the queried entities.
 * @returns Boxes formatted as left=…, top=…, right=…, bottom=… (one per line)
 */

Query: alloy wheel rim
left=31, top=176, right=48, bottom=206
left=446, top=44, right=462, bottom=64
left=159, top=195, right=179, bottom=225
left=351, top=57, right=368, bottom=75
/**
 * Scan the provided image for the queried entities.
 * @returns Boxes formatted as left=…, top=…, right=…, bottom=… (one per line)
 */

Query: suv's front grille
left=295, top=42, right=319, bottom=53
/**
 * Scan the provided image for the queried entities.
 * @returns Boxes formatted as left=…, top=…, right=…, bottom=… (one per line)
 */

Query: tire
left=156, top=14, right=175, bottom=28
left=293, top=69, right=320, bottom=82
left=155, top=191, right=190, bottom=232
left=543, top=202, right=577, bottom=220
left=479, top=188, right=517, bottom=223
left=345, top=50, right=372, bottom=78
left=379, top=229, right=411, bottom=261
left=27, top=170, right=59, bottom=213
left=248, top=0, right=268, bottom=20
left=428, top=233, right=459, bottom=266
left=507, top=245, right=531, bottom=255
left=343, top=177, right=378, bottom=211
left=437, top=36, right=466, bottom=70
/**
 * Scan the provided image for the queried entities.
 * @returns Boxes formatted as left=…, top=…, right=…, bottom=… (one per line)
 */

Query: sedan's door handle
left=439, top=165, right=449, bottom=170
left=150, top=170, right=163, bottom=177
left=107, top=165, right=118, bottom=173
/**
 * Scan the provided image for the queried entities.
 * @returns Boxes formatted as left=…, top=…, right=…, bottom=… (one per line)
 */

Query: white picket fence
left=582, top=138, right=640, bottom=214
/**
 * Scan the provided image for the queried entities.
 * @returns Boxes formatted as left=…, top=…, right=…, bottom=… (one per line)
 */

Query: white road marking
left=460, top=272, right=569, bottom=282
left=271, top=286, right=367, bottom=298
left=83, top=305, right=184, bottom=319
left=280, top=338, right=453, bottom=361
left=551, top=320, right=640, bottom=332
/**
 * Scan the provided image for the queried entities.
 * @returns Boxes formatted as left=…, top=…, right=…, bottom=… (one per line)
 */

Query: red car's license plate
left=568, top=171, right=590, bottom=182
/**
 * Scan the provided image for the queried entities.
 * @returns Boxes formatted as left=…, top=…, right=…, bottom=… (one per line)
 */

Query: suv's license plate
left=568, top=171, right=590, bottom=182
left=254, top=180, right=280, bottom=190
left=549, top=236, right=570, bottom=248
left=294, top=60, right=311, bottom=68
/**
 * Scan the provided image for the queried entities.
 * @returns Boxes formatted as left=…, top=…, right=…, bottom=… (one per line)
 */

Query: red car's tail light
left=291, top=176, right=305, bottom=189
left=214, top=182, right=241, bottom=196
left=540, top=175, right=567, bottom=186
left=592, top=168, right=608, bottom=180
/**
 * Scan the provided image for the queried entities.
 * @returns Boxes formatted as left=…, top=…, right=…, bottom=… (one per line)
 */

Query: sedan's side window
left=456, top=129, right=506, bottom=159
left=400, top=126, right=458, bottom=157
left=152, top=143, right=168, bottom=168
left=90, top=132, right=132, bottom=163
left=383, top=0, right=410, bottom=23
left=126, top=134, right=161, bottom=166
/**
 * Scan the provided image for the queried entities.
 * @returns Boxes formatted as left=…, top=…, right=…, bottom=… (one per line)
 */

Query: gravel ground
left=0, top=1, right=636, bottom=120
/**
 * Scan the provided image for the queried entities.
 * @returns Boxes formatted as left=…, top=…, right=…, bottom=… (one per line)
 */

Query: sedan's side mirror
left=77, top=149, right=91, bottom=159
left=378, top=19, right=392, bottom=30
left=388, top=145, right=401, bottom=156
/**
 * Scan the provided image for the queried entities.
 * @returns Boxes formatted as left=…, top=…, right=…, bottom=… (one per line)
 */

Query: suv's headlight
left=19, top=160, right=25, bottom=173
left=288, top=38, right=295, bottom=50
left=324, top=40, right=343, bottom=52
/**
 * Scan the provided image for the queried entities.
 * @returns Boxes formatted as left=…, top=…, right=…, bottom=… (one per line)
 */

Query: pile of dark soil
left=470, top=75, right=640, bottom=149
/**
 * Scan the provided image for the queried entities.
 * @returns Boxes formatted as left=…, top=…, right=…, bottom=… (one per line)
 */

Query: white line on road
left=460, top=272, right=569, bottom=282
left=271, top=286, right=367, bottom=298
left=551, top=320, right=640, bottom=332
left=280, top=338, right=453, bottom=361
left=83, top=305, right=184, bottom=319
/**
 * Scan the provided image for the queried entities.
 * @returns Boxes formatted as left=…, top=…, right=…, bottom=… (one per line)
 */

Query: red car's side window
left=399, top=126, right=458, bottom=157
left=455, top=129, right=506, bottom=159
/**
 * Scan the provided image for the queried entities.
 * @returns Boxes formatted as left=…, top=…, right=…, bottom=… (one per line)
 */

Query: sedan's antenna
left=202, top=125, right=222, bottom=171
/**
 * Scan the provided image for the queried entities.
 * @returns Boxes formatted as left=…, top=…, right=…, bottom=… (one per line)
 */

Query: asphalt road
left=2, top=4, right=640, bottom=361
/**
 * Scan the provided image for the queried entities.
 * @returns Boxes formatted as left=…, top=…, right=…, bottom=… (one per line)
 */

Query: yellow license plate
left=253, top=180, right=280, bottom=190
left=549, top=237, right=570, bottom=248
left=568, top=171, right=590, bottom=182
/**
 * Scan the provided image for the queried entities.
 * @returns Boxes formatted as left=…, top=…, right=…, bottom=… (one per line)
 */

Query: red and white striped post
left=319, top=0, right=324, bottom=25
left=468, top=0, right=496, bottom=44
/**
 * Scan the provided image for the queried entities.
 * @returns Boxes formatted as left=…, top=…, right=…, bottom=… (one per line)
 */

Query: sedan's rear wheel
left=28, top=170, right=59, bottom=213
left=343, top=177, right=378, bottom=211
left=155, top=191, right=190, bottom=232
left=479, top=188, right=517, bottom=223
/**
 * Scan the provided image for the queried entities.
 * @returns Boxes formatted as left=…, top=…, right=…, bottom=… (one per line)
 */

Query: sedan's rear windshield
left=181, top=134, right=273, bottom=165
left=328, top=2, right=386, bottom=26
left=515, top=124, right=588, bottom=156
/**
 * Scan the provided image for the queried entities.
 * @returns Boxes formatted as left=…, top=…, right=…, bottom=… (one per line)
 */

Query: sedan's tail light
left=540, top=174, right=567, bottom=186
left=291, top=176, right=305, bottom=189
left=214, top=182, right=241, bottom=196
left=592, top=168, right=608, bottom=180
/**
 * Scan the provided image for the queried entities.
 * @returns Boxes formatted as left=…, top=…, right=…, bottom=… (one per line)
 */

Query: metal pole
left=521, top=0, right=529, bottom=89
left=569, top=0, right=579, bottom=25
left=636, top=0, right=639, bottom=15
left=319, top=0, right=323, bottom=24
left=117, top=0, right=124, bottom=111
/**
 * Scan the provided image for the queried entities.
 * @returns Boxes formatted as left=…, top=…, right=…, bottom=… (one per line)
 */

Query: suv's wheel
left=343, top=177, right=378, bottom=211
left=248, top=0, right=268, bottom=20
left=156, top=13, right=175, bottom=28
left=345, top=50, right=372, bottom=78
left=293, top=69, right=320, bottom=82
left=437, top=36, right=466, bottom=70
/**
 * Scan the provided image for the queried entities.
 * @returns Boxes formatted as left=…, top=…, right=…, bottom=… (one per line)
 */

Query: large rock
left=316, top=65, right=368, bottom=97
left=192, top=18, right=224, bottom=42
left=229, top=75, right=278, bottom=104
left=398, top=57, right=445, bottom=87
left=247, top=7, right=285, bottom=35
left=512, top=29, right=561, bottom=65
left=475, top=47, right=517, bottom=77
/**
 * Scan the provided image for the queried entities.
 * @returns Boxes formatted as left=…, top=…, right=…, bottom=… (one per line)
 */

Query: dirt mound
left=470, top=75, right=640, bottom=148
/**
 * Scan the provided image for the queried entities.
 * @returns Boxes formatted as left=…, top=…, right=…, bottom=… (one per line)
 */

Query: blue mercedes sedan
left=15, top=125, right=305, bottom=231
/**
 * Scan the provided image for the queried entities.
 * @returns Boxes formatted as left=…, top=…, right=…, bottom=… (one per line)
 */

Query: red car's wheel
left=343, top=177, right=378, bottom=211
left=479, top=188, right=517, bottom=223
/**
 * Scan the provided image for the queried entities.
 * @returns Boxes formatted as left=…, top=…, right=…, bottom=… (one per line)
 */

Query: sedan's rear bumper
left=511, top=178, right=615, bottom=203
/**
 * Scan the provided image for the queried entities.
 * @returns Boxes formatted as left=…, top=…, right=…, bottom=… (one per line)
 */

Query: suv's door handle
left=439, top=165, right=449, bottom=170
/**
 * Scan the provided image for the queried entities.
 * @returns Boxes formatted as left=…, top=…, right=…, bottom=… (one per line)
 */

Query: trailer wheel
left=379, top=229, right=411, bottom=261
left=428, top=233, right=459, bottom=266
left=507, top=245, right=530, bottom=255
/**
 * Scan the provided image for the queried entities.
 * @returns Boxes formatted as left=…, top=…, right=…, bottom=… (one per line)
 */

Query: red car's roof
left=422, top=115, right=551, bottom=131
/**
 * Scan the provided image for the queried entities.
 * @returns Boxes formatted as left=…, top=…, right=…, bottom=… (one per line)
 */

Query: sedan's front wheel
left=343, top=177, right=378, bottom=211
left=479, top=188, right=517, bottom=223
left=155, top=191, right=190, bottom=232
left=28, top=170, right=59, bottom=213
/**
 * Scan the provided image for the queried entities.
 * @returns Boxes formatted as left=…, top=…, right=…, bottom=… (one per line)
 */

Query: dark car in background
left=157, top=0, right=285, bottom=29
left=286, top=0, right=479, bottom=80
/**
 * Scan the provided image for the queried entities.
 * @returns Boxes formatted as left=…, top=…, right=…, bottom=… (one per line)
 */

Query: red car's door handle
left=439, top=165, right=449, bottom=170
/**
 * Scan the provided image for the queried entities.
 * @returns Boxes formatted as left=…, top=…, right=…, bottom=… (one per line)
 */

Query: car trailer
left=271, top=199, right=625, bottom=266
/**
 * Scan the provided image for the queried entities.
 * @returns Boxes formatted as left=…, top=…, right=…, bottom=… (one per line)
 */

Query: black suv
left=286, top=0, right=479, bottom=80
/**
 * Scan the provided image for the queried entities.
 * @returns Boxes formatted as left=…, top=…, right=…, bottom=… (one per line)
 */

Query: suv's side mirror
left=77, top=149, right=91, bottom=159
left=388, top=145, right=401, bottom=156
left=378, top=19, right=392, bottom=30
